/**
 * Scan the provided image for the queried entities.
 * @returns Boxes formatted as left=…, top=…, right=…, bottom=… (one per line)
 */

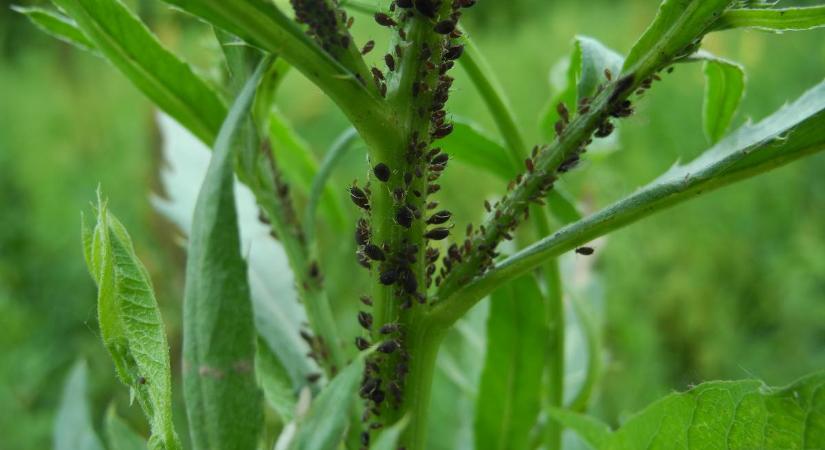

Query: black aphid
left=425, top=227, right=450, bottom=240
left=362, top=40, right=375, bottom=55
left=385, top=53, right=396, bottom=71
left=378, top=340, right=400, bottom=354
left=350, top=185, right=370, bottom=210
left=374, top=12, right=397, bottom=27
left=306, top=373, right=321, bottom=383
left=434, top=20, right=456, bottom=34
left=355, top=218, right=370, bottom=246
left=396, top=206, right=414, bottom=228
left=380, top=323, right=400, bottom=334
left=444, top=45, right=464, bottom=60
left=358, top=311, right=373, bottom=329
left=380, top=268, right=398, bottom=285
left=364, top=243, right=386, bottom=261
left=426, top=210, right=452, bottom=225
left=355, top=336, right=371, bottom=350
left=575, top=246, right=595, bottom=256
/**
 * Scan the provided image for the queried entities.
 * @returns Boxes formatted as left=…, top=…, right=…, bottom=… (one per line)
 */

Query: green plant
left=20, top=0, right=825, bottom=449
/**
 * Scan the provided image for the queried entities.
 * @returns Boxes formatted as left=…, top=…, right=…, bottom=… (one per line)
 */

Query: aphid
left=374, top=12, right=397, bottom=27
left=395, top=206, right=414, bottom=228
left=385, top=53, right=396, bottom=71
left=370, top=423, right=383, bottom=430
left=355, top=218, right=370, bottom=246
left=525, top=158, right=535, bottom=173
left=360, top=377, right=378, bottom=398
left=373, top=163, right=391, bottom=182
left=370, top=388, right=386, bottom=404
left=444, top=45, right=464, bottom=60
left=484, top=200, right=492, bottom=212
left=360, top=295, right=373, bottom=306
left=358, top=311, right=373, bottom=329
left=138, top=376, right=147, bottom=385
left=434, top=20, right=456, bottom=34
left=427, top=184, right=441, bottom=194
left=361, top=432, right=370, bottom=446
left=555, top=119, right=566, bottom=137
left=609, top=74, right=636, bottom=103
left=308, top=261, right=321, bottom=279
left=427, top=201, right=439, bottom=210
left=380, top=323, right=401, bottom=334
left=371, top=67, right=385, bottom=81
left=426, top=210, right=452, bottom=225
left=604, top=68, right=613, bottom=81
left=349, top=184, right=370, bottom=210
left=378, top=340, right=400, bottom=354
left=557, top=102, right=570, bottom=123
left=425, top=227, right=450, bottom=240
left=414, top=0, right=437, bottom=17
left=347, top=16, right=355, bottom=29
left=400, top=269, right=418, bottom=293
left=357, top=252, right=371, bottom=269
left=355, top=336, right=371, bottom=350
left=397, top=0, right=413, bottom=7
left=432, top=123, right=454, bottom=139
left=364, top=243, right=386, bottom=261
left=306, top=373, right=321, bottom=383
left=431, top=153, right=449, bottom=165
left=380, top=268, right=398, bottom=285
left=575, top=246, right=595, bottom=256
left=595, top=120, right=615, bottom=138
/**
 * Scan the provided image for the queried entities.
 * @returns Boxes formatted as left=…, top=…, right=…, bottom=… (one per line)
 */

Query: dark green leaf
left=559, top=371, right=825, bottom=449
left=474, top=275, right=547, bottom=450
left=440, top=119, right=513, bottom=180
left=289, top=351, right=370, bottom=450
left=711, top=6, right=825, bottom=32
left=105, top=407, right=147, bottom=450
left=12, top=6, right=97, bottom=52
left=54, top=361, right=105, bottom=450
left=50, top=0, right=226, bottom=144
left=622, top=0, right=734, bottom=77
left=696, top=52, right=746, bottom=143
left=82, top=194, right=180, bottom=450
left=182, top=60, right=268, bottom=450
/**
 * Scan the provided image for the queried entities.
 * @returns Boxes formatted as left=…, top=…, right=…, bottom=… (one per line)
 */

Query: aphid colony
left=290, top=0, right=356, bottom=56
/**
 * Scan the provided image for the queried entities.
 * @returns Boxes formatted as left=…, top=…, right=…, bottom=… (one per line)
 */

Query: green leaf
left=12, top=6, right=97, bottom=53
left=289, top=351, right=370, bottom=450
left=54, top=360, right=105, bottom=450
left=622, top=0, right=735, bottom=77
left=474, top=275, right=547, bottom=450
left=440, top=119, right=513, bottom=180
left=50, top=0, right=226, bottom=144
left=182, top=60, right=268, bottom=450
left=547, top=184, right=583, bottom=226
left=547, top=408, right=611, bottom=449
left=105, top=407, right=147, bottom=450
left=711, top=6, right=825, bottom=32
left=371, top=417, right=409, bottom=450
left=696, top=52, right=746, bottom=143
left=256, top=338, right=297, bottom=423
left=559, top=371, right=825, bottom=449
left=82, top=194, right=180, bottom=450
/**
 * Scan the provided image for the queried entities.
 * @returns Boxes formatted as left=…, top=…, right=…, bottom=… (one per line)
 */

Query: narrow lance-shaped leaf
left=182, top=60, right=269, bottom=450
left=693, top=51, right=746, bottom=143
left=105, top=407, right=148, bottom=450
left=439, top=119, right=513, bottom=180
left=50, top=0, right=226, bottom=144
left=289, top=351, right=371, bottom=450
left=54, top=360, right=105, bottom=450
left=372, top=417, right=410, bottom=450
left=12, top=6, right=97, bottom=53
left=557, top=371, right=825, bottom=449
left=710, top=5, right=825, bottom=32
left=474, top=275, right=547, bottom=450
left=82, top=194, right=180, bottom=450
left=256, top=338, right=297, bottom=424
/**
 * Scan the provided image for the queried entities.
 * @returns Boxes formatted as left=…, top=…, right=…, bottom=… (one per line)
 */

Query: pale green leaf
left=13, top=6, right=97, bottom=53
left=105, top=407, right=147, bottom=450
left=475, top=275, right=547, bottom=450
left=289, top=352, right=370, bottom=450
left=256, top=338, right=297, bottom=423
left=50, top=0, right=226, bottom=144
left=711, top=6, right=825, bottom=32
left=83, top=194, right=180, bottom=450
left=440, top=119, right=512, bottom=180
left=54, top=360, right=105, bottom=450
left=698, top=52, right=746, bottom=143
left=372, top=417, right=409, bottom=450
left=182, top=60, right=268, bottom=450
left=547, top=408, right=611, bottom=449
left=622, top=0, right=734, bottom=77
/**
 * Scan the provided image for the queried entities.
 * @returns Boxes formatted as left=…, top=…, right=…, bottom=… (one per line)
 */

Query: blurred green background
left=1, top=0, right=824, bottom=448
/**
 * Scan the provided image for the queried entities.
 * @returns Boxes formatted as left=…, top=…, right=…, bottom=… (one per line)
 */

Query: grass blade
left=54, top=360, right=105, bottom=450
left=50, top=0, right=226, bottom=144
left=182, top=60, right=269, bottom=449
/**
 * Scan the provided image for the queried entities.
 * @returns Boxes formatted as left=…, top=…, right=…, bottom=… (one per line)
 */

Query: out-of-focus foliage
left=2, top=0, right=824, bottom=448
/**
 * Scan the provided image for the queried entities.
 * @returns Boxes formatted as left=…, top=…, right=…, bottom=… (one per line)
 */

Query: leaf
left=12, top=6, right=97, bottom=53
left=559, top=371, right=825, bottom=449
left=547, top=408, right=611, bottom=449
left=256, top=338, right=297, bottom=423
left=540, top=36, right=624, bottom=153
left=474, top=275, right=547, bottom=450
left=547, top=184, right=583, bottom=226
left=440, top=119, right=513, bottom=180
left=151, top=113, right=317, bottom=391
left=82, top=194, right=180, bottom=449
left=711, top=6, right=825, bottom=32
left=289, top=351, right=370, bottom=450
left=105, top=407, right=147, bottom=450
left=50, top=0, right=226, bottom=144
left=697, top=52, right=746, bottom=143
left=371, top=417, right=409, bottom=450
left=54, top=360, right=105, bottom=450
left=182, top=60, right=267, bottom=450
left=622, top=0, right=734, bottom=76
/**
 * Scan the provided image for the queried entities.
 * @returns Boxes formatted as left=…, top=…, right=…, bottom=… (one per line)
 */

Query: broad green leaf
left=558, top=371, right=825, bottom=449
left=83, top=194, right=180, bottom=450
left=289, top=351, right=370, bottom=450
left=697, top=52, right=746, bottom=143
left=54, top=361, right=105, bottom=450
left=622, top=0, right=735, bottom=77
left=50, top=0, right=226, bottom=144
left=268, top=109, right=347, bottom=230
left=474, top=275, right=547, bottom=450
left=182, top=60, right=267, bottom=450
left=711, top=6, right=825, bottom=32
left=12, top=6, right=97, bottom=53
left=256, top=338, right=297, bottom=423
left=372, top=417, right=409, bottom=450
left=105, top=407, right=147, bottom=450
left=440, top=119, right=513, bottom=180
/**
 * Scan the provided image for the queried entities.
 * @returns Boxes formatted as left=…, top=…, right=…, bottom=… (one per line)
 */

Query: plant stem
left=543, top=260, right=564, bottom=450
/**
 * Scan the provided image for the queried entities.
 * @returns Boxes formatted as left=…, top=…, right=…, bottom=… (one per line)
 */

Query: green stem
left=542, top=260, right=564, bottom=450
